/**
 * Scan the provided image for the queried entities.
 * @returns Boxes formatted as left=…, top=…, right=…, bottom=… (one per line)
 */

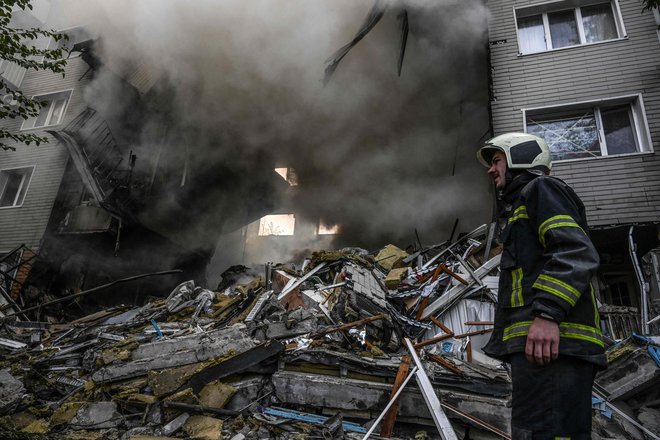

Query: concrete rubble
left=0, top=225, right=658, bottom=439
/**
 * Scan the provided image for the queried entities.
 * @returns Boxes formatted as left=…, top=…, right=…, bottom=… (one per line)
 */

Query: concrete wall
left=0, top=56, right=91, bottom=252
left=487, top=0, right=660, bottom=227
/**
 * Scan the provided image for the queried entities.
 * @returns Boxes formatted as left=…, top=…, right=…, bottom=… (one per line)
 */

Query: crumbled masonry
left=0, top=225, right=658, bottom=439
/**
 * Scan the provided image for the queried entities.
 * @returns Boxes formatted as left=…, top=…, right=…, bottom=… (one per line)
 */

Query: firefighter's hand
left=525, top=316, right=560, bottom=366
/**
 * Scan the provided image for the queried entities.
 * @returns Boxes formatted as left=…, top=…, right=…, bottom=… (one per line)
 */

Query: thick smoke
left=53, top=0, right=492, bottom=281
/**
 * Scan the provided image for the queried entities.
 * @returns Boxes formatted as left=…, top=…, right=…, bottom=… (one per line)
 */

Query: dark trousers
left=510, top=354, right=595, bottom=440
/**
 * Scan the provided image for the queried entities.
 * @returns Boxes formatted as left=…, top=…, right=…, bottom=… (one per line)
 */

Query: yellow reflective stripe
left=560, top=322, right=604, bottom=347
left=537, top=215, right=584, bottom=247
left=510, top=268, right=524, bottom=307
left=508, top=205, right=528, bottom=224
left=590, top=283, right=600, bottom=327
left=503, top=321, right=605, bottom=348
left=517, top=269, right=524, bottom=306
left=508, top=213, right=529, bottom=223
left=534, top=274, right=581, bottom=306
left=503, top=321, right=532, bottom=341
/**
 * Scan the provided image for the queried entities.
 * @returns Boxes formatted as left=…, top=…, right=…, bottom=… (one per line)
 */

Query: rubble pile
left=0, top=225, right=658, bottom=440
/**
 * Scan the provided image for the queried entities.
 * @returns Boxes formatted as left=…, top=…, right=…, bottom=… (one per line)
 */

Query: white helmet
left=477, top=132, right=552, bottom=172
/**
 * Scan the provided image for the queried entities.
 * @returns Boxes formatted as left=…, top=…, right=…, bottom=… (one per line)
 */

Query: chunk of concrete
left=384, top=268, right=409, bottom=289
left=183, top=415, right=223, bottom=440
left=595, top=344, right=660, bottom=401
left=70, top=401, right=120, bottom=430
left=148, top=363, right=200, bottom=398
left=160, top=412, right=190, bottom=436
left=199, top=380, right=236, bottom=409
left=375, top=245, right=409, bottom=271
left=0, top=369, right=26, bottom=413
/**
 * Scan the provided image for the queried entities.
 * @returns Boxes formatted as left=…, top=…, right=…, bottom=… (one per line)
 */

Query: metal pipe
left=628, top=226, right=649, bottom=334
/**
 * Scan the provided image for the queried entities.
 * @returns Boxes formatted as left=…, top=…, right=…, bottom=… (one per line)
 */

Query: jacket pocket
left=498, top=227, right=525, bottom=308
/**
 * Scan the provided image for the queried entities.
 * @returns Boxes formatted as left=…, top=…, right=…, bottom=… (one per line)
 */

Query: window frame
left=522, top=94, right=653, bottom=162
left=20, top=89, right=73, bottom=131
left=513, top=0, right=626, bottom=55
left=0, top=165, right=36, bottom=209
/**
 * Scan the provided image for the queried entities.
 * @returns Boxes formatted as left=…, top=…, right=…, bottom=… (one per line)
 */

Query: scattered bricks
left=199, top=380, right=236, bottom=409
left=375, top=244, right=410, bottom=271
left=70, top=401, right=120, bottom=430
left=182, top=415, right=224, bottom=440
left=384, top=267, right=409, bottom=289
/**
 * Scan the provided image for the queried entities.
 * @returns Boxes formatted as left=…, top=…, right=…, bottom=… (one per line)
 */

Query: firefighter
left=477, top=133, right=606, bottom=440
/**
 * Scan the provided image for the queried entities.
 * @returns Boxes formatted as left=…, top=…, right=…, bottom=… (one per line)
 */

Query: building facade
left=487, top=0, right=660, bottom=336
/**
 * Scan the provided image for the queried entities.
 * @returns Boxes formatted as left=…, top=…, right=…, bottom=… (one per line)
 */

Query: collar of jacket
left=501, top=171, right=538, bottom=205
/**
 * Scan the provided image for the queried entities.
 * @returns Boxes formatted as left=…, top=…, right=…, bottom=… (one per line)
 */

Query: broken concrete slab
left=70, top=401, right=120, bottom=430
left=596, top=339, right=660, bottom=401
left=92, top=329, right=256, bottom=383
left=270, top=370, right=509, bottom=432
left=0, top=369, right=26, bottom=414
left=131, top=324, right=248, bottom=361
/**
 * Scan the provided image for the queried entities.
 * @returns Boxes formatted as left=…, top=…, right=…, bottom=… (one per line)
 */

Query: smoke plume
left=52, top=0, right=492, bottom=280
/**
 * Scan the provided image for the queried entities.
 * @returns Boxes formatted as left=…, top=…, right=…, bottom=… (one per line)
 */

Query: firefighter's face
left=488, top=151, right=507, bottom=190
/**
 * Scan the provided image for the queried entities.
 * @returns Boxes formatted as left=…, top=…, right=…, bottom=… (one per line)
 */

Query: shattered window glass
left=258, top=214, right=296, bottom=236
left=527, top=110, right=600, bottom=161
left=526, top=100, right=644, bottom=161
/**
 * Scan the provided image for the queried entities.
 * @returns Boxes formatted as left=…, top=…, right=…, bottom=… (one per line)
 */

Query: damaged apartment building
left=0, top=0, right=290, bottom=315
left=487, top=0, right=660, bottom=336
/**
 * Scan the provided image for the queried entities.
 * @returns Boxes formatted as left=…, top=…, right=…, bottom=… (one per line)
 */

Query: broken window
left=0, top=166, right=34, bottom=208
left=516, top=1, right=623, bottom=54
left=317, top=221, right=340, bottom=235
left=524, top=95, right=652, bottom=161
left=274, top=167, right=298, bottom=186
left=21, top=90, right=72, bottom=130
left=258, top=214, right=296, bottom=236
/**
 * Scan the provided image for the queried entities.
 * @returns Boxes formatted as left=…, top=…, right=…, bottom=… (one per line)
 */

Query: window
left=524, top=96, right=652, bottom=161
left=318, top=221, right=340, bottom=235
left=0, top=167, right=34, bottom=208
left=258, top=214, right=295, bottom=236
left=21, top=90, right=71, bottom=130
left=274, top=167, right=298, bottom=186
left=515, top=1, right=623, bottom=54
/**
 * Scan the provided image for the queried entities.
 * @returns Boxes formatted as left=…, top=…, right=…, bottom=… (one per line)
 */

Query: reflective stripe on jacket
left=483, top=175, right=607, bottom=367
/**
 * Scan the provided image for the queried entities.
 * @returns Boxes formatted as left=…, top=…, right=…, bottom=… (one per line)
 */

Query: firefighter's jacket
left=483, top=173, right=607, bottom=367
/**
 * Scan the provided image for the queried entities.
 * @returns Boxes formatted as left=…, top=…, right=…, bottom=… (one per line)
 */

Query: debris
left=0, top=224, right=656, bottom=439
left=0, top=369, right=25, bottom=414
